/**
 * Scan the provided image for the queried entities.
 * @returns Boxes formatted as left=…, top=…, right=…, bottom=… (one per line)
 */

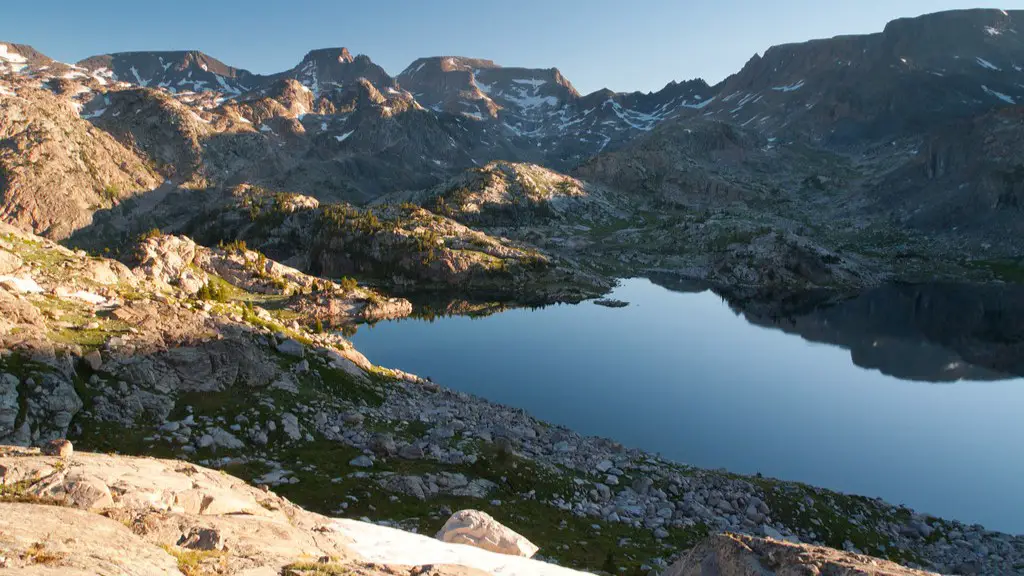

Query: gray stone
left=370, top=433, right=398, bottom=456
left=280, top=413, right=302, bottom=441
left=83, top=350, right=103, bottom=371
left=632, top=476, right=654, bottom=496
left=276, top=338, right=305, bottom=358
left=349, top=455, right=374, bottom=468
left=398, top=444, right=424, bottom=460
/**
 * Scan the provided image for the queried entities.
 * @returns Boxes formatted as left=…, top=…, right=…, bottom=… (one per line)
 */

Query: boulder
left=435, top=509, right=539, bottom=558
left=276, top=338, right=305, bottom=358
left=83, top=349, right=103, bottom=371
left=370, top=433, right=398, bottom=456
left=41, top=439, right=73, bottom=459
left=662, top=533, right=940, bottom=576
left=281, top=412, right=302, bottom=441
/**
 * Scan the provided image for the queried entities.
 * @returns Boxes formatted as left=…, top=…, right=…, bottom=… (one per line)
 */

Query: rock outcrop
left=663, top=533, right=939, bottom=576
left=0, top=79, right=162, bottom=239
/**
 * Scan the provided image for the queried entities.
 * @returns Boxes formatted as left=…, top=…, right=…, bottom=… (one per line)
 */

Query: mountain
left=576, top=8, right=1024, bottom=286
left=0, top=74, right=162, bottom=239
left=3, top=8, right=1024, bottom=292
left=397, top=56, right=712, bottom=167
left=77, top=50, right=262, bottom=95
left=272, top=47, right=397, bottom=94
left=0, top=42, right=52, bottom=74
left=674, top=8, right=1024, bottom=144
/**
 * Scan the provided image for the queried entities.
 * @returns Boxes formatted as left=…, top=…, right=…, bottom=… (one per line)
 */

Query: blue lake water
left=351, top=278, right=1024, bottom=535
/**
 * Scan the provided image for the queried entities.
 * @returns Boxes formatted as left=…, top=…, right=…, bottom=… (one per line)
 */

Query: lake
left=350, top=277, right=1024, bottom=535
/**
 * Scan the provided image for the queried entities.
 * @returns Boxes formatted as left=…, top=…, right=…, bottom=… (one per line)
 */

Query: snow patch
left=0, top=44, right=27, bottom=64
left=982, top=84, right=1015, bottom=104
left=985, top=26, right=1003, bottom=36
left=70, top=291, right=107, bottom=305
left=772, top=80, right=805, bottom=92
left=511, top=78, right=547, bottom=88
left=129, top=66, right=150, bottom=87
left=0, top=276, right=43, bottom=294
left=81, top=107, right=107, bottom=120
left=976, top=57, right=1001, bottom=71
left=335, top=130, right=355, bottom=142
left=681, top=96, right=716, bottom=110
left=0, top=85, right=14, bottom=97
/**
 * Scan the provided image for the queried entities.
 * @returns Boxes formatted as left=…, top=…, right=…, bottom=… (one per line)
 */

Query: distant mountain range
left=3, top=8, right=1024, bottom=292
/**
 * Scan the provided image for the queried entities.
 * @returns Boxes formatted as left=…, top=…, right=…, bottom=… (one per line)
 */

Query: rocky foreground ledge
left=0, top=444, right=943, bottom=575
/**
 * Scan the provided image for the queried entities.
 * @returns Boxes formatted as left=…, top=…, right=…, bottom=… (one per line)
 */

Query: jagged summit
left=273, top=46, right=395, bottom=95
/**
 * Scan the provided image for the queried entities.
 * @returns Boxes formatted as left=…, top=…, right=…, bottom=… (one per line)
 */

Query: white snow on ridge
left=335, top=130, right=355, bottom=142
left=772, top=79, right=805, bottom=92
left=976, top=57, right=1001, bottom=71
left=0, top=44, right=27, bottom=64
left=511, top=78, right=547, bottom=88
left=475, top=79, right=493, bottom=94
left=982, top=84, right=1015, bottom=104
left=129, top=66, right=150, bottom=87
left=985, top=26, right=1003, bottom=36
left=505, top=92, right=558, bottom=110
left=681, top=96, right=716, bottom=110
left=81, top=107, right=107, bottom=119
left=214, top=74, right=240, bottom=95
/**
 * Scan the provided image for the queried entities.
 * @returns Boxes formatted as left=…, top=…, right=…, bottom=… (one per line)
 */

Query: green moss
left=752, top=478, right=920, bottom=565
left=968, top=258, right=1024, bottom=283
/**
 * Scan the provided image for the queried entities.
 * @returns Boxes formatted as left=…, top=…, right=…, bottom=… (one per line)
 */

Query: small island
left=594, top=298, right=630, bottom=308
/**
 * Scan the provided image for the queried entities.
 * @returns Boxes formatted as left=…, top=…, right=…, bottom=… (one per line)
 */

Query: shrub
left=220, top=239, right=248, bottom=255
left=339, top=276, right=358, bottom=293
left=195, top=280, right=230, bottom=302
left=101, top=184, right=120, bottom=202
left=139, top=228, right=162, bottom=241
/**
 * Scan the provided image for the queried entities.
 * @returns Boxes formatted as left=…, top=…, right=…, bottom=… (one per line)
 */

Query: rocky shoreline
left=0, top=223, right=1021, bottom=574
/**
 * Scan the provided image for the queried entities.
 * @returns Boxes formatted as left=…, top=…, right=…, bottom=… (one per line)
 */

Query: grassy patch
left=22, top=542, right=64, bottom=566
left=753, top=477, right=920, bottom=565
left=160, top=545, right=227, bottom=576
left=968, top=258, right=1024, bottom=282
left=283, top=561, right=351, bottom=575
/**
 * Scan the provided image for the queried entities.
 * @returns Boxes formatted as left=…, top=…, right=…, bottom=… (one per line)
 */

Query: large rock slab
left=435, top=509, right=539, bottom=558
left=0, top=446, right=592, bottom=575
left=663, top=533, right=940, bottom=576
left=0, top=502, right=181, bottom=575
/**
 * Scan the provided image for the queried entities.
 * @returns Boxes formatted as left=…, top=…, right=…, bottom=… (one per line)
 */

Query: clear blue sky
left=2, top=1, right=1021, bottom=94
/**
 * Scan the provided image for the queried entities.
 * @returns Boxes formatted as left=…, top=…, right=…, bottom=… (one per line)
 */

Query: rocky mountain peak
left=300, top=47, right=355, bottom=65
left=0, top=42, right=52, bottom=73
left=76, top=50, right=260, bottom=95
left=278, top=47, right=394, bottom=95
